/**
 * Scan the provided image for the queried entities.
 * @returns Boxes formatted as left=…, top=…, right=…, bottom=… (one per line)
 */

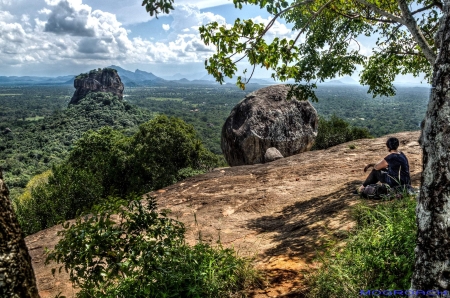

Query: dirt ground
left=25, top=131, right=422, bottom=297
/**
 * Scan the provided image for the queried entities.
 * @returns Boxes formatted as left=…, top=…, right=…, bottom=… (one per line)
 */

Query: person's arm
left=364, top=158, right=389, bottom=172
left=373, top=158, right=388, bottom=170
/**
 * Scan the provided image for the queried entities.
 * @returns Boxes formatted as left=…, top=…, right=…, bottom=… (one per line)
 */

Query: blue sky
left=0, top=0, right=426, bottom=84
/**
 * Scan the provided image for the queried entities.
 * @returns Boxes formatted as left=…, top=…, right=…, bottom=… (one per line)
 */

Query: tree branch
left=389, top=50, right=422, bottom=56
left=227, top=0, right=315, bottom=62
left=290, top=0, right=335, bottom=50
left=331, top=8, right=397, bottom=23
left=411, top=3, right=438, bottom=15
left=433, top=0, right=444, bottom=11
left=354, top=0, right=406, bottom=25
left=256, top=0, right=315, bottom=44
left=397, top=0, right=437, bottom=64
left=245, top=64, right=256, bottom=84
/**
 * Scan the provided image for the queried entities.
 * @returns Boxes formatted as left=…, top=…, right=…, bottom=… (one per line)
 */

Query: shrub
left=46, top=196, right=260, bottom=298
left=312, top=115, right=372, bottom=150
left=17, top=170, right=52, bottom=203
left=129, top=114, right=221, bottom=190
left=16, top=115, right=223, bottom=235
left=306, top=195, right=416, bottom=297
left=15, top=165, right=103, bottom=235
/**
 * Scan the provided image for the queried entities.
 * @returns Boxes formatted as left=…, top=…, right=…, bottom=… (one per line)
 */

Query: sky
left=0, top=0, right=427, bottom=83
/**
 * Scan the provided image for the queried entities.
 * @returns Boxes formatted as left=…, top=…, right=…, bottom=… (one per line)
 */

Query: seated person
left=358, top=137, right=411, bottom=193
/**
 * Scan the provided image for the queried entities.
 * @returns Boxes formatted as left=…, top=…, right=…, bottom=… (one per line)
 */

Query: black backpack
left=361, top=184, right=389, bottom=200
left=361, top=184, right=416, bottom=200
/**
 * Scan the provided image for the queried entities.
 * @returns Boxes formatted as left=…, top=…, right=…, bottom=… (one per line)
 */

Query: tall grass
left=307, top=195, right=416, bottom=297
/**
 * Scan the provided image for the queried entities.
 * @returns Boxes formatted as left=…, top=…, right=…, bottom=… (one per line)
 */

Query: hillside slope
left=0, top=92, right=152, bottom=192
left=25, top=131, right=422, bottom=297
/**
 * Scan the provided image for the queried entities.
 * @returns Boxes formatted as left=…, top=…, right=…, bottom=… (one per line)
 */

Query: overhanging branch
left=397, top=0, right=437, bottom=64
left=354, top=0, right=406, bottom=25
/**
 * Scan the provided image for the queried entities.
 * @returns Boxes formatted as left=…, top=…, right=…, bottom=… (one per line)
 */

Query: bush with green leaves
left=306, top=195, right=416, bottom=297
left=130, top=114, right=223, bottom=190
left=15, top=115, right=224, bottom=235
left=312, top=114, right=372, bottom=150
left=14, top=165, right=103, bottom=235
left=45, top=196, right=260, bottom=298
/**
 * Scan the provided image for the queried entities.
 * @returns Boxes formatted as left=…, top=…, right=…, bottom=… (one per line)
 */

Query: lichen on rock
left=0, top=170, right=39, bottom=298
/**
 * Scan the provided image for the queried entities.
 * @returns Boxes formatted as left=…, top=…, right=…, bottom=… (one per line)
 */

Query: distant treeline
left=0, top=84, right=428, bottom=199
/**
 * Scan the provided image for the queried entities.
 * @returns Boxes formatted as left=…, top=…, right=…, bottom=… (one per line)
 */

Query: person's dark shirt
left=384, top=152, right=411, bottom=186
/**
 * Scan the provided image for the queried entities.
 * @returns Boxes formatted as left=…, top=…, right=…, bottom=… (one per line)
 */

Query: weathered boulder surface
left=221, top=85, right=318, bottom=166
left=0, top=170, right=40, bottom=298
left=264, top=147, right=284, bottom=163
left=69, top=68, right=124, bottom=105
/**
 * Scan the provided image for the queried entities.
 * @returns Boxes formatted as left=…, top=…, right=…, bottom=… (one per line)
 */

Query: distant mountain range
left=321, top=76, right=359, bottom=85
left=0, top=67, right=413, bottom=87
left=0, top=75, right=75, bottom=85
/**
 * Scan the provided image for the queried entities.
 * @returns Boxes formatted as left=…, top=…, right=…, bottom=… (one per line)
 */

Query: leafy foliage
left=141, top=0, right=440, bottom=98
left=16, top=170, right=51, bottom=203
left=0, top=90, right=152, bottom=192
left=312, top=114, right=372, bottom=150
left=307, top=195, right=416, bottom=297
left=203, top=0, right=439, bottom=97
left=141, top=0, right=174, bottom=18
left=46, top=196, right=260, bottom=298
left=130, top=115, right=221, bottom=190
left=14, top=115, right=222, bottom=235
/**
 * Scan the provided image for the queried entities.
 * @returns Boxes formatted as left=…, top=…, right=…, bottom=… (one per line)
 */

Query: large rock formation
left=0, top=169, right=40, bottom=298
left=70, top=68, right=124, bottom=105
left=221, top=85, right=318, bottom=166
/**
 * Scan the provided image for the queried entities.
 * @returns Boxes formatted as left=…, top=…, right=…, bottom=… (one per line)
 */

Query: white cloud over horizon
left=0, top=0, right=228, bottom=76
left=0, top=0, right=428, bottom=84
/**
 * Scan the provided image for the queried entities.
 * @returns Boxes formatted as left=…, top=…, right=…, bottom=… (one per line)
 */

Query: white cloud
left=44, top=0, right=95, bottom=36
left=0, top=0, right=12, bottom=6
left=170, top=4, right=225, bottom=34
left=251, top=16, right=291, bottom=37
left=45, top=0, right=62, bottom=5
left=175, top=0, right=230, bottom=9
left=38, top=8, right=52, bottom=15
left=0, top=0, right=223, bottom=73
left=0, top=11, right=14, bottom=22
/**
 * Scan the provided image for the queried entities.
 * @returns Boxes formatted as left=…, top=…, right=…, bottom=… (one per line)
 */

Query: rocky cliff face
left=0, top=170, right=39, bottom=298
left=221, top=85, right=318, bottom=166
left=69, top=68, right=124, bottom=105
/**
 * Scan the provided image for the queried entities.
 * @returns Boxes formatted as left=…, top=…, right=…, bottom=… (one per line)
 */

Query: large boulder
left=221, top=85, right=318, bottom=166
left=69, top=68, right=124, bottom=105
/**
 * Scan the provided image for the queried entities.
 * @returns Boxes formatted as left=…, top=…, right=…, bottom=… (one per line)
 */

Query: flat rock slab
left=26, top=131, right=422, bottom=297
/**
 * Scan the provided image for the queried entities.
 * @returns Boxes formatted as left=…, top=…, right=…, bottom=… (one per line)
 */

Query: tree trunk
left=0, top=170, right=40, bottom=298
left=411, top=2, right=450, bottom=294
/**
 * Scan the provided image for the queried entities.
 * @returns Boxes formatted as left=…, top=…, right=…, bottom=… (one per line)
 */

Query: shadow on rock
left=246, top=180, right=363, bottom=261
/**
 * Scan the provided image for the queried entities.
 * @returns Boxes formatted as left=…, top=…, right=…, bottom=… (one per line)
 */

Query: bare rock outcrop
left=221, top=84, right=318, bottom=166
left=69, top=68, right=124, bottom=105
left=26, top=131, right=422, bottom=297
left=0, top=170, right=39, bottom=298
